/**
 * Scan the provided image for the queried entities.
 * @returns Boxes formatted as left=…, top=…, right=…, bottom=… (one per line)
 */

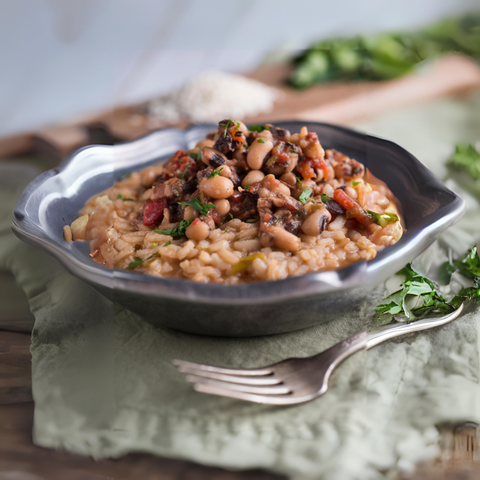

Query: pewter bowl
left=11, top=122, right=466, bottom=336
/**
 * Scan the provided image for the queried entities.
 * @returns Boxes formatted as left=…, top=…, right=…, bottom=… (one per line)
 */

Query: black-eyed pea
left=345, top=186, right=357, bottom=200
left=237, top=121, right=249, bottom=136
left=201, top=147, right=228, bottom=168
left=214, top=198, right=230, bottom=216
left=242, top=169, right=265, bottom=187
left=195, top=139, right=215, bottom=149
left=186, top=218, right=211, bottom=241
left=184, top=206, right=199, bottom=221
left=301, top=208, right=332, bottom=236
left=219, top=165, right=232, bottom=178
left=280, top=172, right=296, bottom=186
left=268, top=226, right=300, bottom=252
left=247, top=137, right=274, bottom=169
left=141, top=168, right=159, bottom=188
left=200, top=176, right=234, bottom=199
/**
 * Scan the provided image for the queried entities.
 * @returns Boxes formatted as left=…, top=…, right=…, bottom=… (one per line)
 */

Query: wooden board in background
left=0, top=55, right=479, bottom=161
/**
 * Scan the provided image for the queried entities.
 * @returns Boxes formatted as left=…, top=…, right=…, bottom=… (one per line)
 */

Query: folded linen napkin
left=2, top=92, right=480, bottom=480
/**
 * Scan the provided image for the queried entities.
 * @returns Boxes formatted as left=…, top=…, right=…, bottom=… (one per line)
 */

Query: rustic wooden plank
left=0, top=331, right=32, bottom=404
left=0, top=404, right=285, bottom=480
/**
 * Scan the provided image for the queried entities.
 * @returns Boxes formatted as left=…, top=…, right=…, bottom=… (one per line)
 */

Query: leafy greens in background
left=375, top=246, right=480, bottom=325
left=289, top=13, right=480, bottom=89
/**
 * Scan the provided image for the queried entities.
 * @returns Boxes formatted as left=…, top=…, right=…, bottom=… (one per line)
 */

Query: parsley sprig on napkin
left=375, top=246, right=480, bottom=325
left=447, top=143, right=480, bottom=180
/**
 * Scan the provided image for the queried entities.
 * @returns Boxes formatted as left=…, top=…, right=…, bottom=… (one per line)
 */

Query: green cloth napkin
left=2, top=92, right=480, bottom=480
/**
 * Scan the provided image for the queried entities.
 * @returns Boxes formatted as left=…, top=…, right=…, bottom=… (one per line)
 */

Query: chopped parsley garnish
left=299, top=188, right=313, bottom=204
left=366, top=210, right=399, bottom=227
left=439, top=246, right=480, bottom=285
left=375, top=246, right=480, bottom=325
left=179, top=162, right=192, bottom=179
left=117, top=194, right=134, bottom=201
left=447, top=143, right=480, bottom=180
left=257, top=138, right=266, bottom=144
left=163, top=241, right=171, bottom=247
left=243, top=184, right=251, bottom=191
left=296, top=176, right=303, bottom=189
left=208, top=168, right=223, bottom=179
left=178, top=197, right=215, bottom=216
left=152, top=243, right=157, bottom=247
left=245, top=219, right=258, bottom=223
left=154, top=218, right=194, bottom=238
left=219, top=120, right=240, bottom=138
left=352, top=181, right=360, bottom=186
left=321, top=193, right=331, bottom=202
left=188, top=148, right=202, bottom=162
left=229, top=213, right=234, bottom=220
left=126, top=252, right=158, bottom=269
left=374, top=263, right=453, bottom=325
left=249, top=125, right=270, bottom=132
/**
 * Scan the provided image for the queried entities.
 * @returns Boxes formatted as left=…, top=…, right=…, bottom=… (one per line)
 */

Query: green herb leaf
left=321, top=193, right=331, bottom=202
left=245, top=219, right=258, bottom=223
left=163, top=241, right=171, bottom=247
left=438, top=260, right=456, bottom=285
left=154, top=218, right=194, bottom=238
left=257, top=138, right=266, bottom=144
left=296, top=176, right=303, bottom=189
left=229, top=213, right=234, bottom=220
left=447, top=143, right=480, bottom=180
left=126, top=252, right=158, bottom=269
left=299, top=188, right=313, bottom=204
left=452, top=246, right=480, bottom=280
left=220, top=120, right=233, bottom=138
left=243, top=184, right=251, bottom=191
left=249, top=125, right=270, bottom=132
left=367, top=210, right=399, bottom=227
left=208, top=168, right=223, bottom=179
left=179, top=162, right=192, bottom=179
left=117, top=194, right=134, bottom=201
left=188, top=148, right=202, bottom=162
left=352, top=181, right=360, bottom=186
left=375, top=263, right=454, bottom=324
left=152, top=243, right=157, bottom=247
left=178, top=197, right=215, bottom=216
left=231, top=253, right=265, bottom=275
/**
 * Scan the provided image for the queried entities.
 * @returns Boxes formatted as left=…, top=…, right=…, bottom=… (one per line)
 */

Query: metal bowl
left=11, top=122, right=466, bottom=336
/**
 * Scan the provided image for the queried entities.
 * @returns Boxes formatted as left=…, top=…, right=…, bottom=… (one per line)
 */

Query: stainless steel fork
left=173, top=303, right=465, bottom=405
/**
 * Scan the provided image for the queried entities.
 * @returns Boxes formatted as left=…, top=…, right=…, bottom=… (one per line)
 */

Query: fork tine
left=193, top=383, right=312, bottom=406
left=185, top=374, right=291, bottom=395
left=172, top=359, right=273, bottom=376
left=176, top=366, right=281, bottom=385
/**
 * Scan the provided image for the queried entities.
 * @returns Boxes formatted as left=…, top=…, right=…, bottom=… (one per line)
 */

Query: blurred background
left=1, top=0, right=479, bottom=140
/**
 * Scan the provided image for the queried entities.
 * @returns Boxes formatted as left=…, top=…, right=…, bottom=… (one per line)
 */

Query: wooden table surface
left=1, top=57, right=480, bottom=478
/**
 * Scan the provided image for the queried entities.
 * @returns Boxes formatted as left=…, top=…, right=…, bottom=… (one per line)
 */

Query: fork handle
left=365, top=302, right=465, bottom=350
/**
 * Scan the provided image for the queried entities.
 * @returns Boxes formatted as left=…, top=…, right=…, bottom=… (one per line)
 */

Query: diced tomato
left=333, top=189, right=372, bottom=227
left=296, top=158, right=316, bottom=180
left=210, top=209, right=221, bottom=224
left=333, top=189, right=357, bottom=210
left=142, top=199, right=168, bottom=226
left=311, top=157, right=331, bottom=180
left=191, top=218, right=201, bottom=226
